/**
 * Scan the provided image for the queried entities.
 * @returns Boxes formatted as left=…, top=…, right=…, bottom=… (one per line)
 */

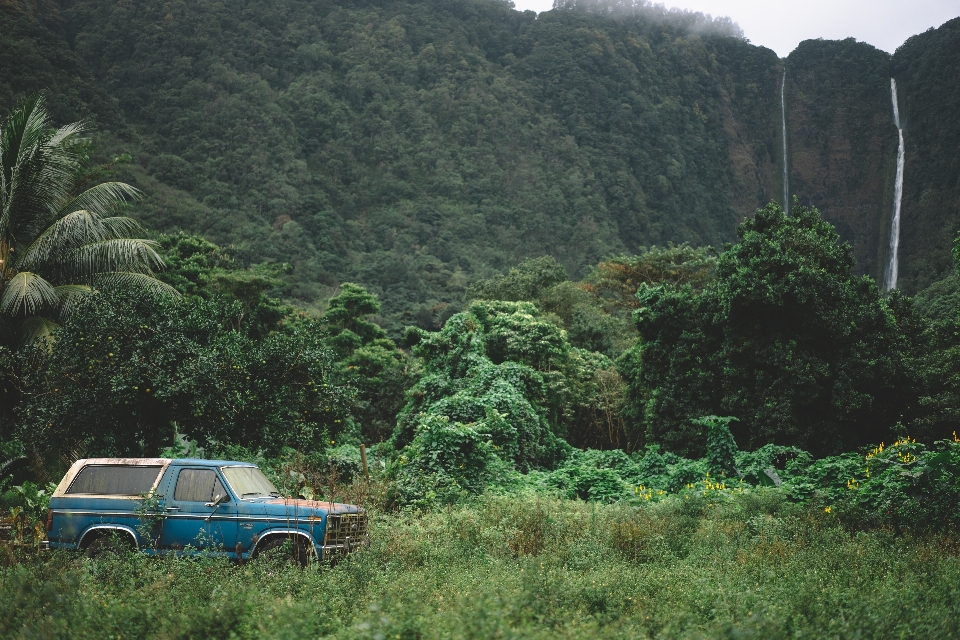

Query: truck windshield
left=221, top=466, right=280, bottom=499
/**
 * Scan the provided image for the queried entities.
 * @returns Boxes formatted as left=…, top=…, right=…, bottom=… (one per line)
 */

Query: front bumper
left=320, top=535, right=370, bottom=559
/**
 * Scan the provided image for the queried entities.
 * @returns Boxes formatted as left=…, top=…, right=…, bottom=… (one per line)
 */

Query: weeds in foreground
left=2, top=491, right=959, bottom=639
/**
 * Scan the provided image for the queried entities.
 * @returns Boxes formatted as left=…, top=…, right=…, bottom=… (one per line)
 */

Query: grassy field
left=3, top=491, right=960, bottom=639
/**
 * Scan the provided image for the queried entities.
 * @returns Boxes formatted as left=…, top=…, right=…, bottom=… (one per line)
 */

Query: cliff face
left=892, top=17, right=960, bottom=294
left=712, top=38, right=782, bottom=223
left=783, top=39, right=898, bottom=282
left=779, top=22, right=960, bottom=293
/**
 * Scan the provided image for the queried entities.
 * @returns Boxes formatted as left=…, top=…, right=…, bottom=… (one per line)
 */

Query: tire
left=84, top=534, right=132, bottom=559
left=254, top=536, right=311, bottom=568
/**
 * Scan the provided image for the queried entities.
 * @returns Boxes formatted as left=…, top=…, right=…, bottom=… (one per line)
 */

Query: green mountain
left=1, top=0, right=958, bottom=329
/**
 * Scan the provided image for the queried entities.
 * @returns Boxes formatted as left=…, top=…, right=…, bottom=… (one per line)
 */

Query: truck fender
left=78, top=524, right=139, bottom=550
left=250, top=529, right=318, bottom=556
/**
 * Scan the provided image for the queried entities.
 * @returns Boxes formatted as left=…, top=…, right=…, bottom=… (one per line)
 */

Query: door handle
left=165, top=506, right=180, bottom=512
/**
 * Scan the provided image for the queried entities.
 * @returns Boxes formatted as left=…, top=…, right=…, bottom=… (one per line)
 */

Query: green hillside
left=1, top=0, right=958, bottom=326
left=1, top=0, right=787, bottom=331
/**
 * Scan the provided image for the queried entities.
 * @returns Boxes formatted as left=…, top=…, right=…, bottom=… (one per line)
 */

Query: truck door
left=160, top=468, right=237, bottom=553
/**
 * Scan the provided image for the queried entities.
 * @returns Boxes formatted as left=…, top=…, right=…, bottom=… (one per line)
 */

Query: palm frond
left=94, top=272, right=180, bottom=299
left=15, top=210, right=106, bottom=271
left=34, top=152, right=83, bottom=215
left=3, top=146, right=57, bottom=237
left=0, top=271, right=59, bottom=316
left=1, top=98, right=80, bottom=240
left=99, top=216, right=144, bottom=239
left=61, top=182, right=142, bottom=218
left=1, top=95, right=48, bottom=181
left=62, top=238, right=166, bottom=282
left=17, top=315, right=59, bottom=348
left=53, top=284, right=93, bottom=319
left=46, top=120, right=88, bottom=148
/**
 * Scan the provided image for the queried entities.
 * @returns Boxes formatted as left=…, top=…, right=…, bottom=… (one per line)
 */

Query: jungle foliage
left=2, top=10, right=960, bottom=617
left=620, top=203, right=914, bottom=457
left=0, top=0, right=792, bottom=334
left=1, top=1, right=958, bottom=327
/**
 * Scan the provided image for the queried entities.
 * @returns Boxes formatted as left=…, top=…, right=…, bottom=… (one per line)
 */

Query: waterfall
left=781, top=69, right=789, bottom=211
left=885, top=78, right=905, bottom=291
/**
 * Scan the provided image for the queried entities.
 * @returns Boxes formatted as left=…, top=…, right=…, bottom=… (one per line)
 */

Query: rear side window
left=173, top=469, right=227, bottom=502
left=66, top=465, right=163, bottom=495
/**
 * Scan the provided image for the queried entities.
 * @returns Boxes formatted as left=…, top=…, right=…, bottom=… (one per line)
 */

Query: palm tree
left=0, top=95, right=174, bottom=346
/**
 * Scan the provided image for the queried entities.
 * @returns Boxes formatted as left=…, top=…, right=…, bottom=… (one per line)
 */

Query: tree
left=466, top=256, right=568, bottom=304
left=395, top=301, right=567, bottom=472
left=322, top=283, right=391, bottom=355
left=621, top=203, right=911, bottom=456
left=14, top=287, right=351, bottom=459
left=583, top=244, right=716, bottom=311
left=322, top=283, right=418, bottom=444
left=0, top=95, right=170, bottom=347
left=155, top=233, right=290, bottom=338
left=716, top=203, right=904, bottom=452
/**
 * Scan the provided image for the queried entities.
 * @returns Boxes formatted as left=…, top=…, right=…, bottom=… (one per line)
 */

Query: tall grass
left=3, top=491, right=960, bottom=638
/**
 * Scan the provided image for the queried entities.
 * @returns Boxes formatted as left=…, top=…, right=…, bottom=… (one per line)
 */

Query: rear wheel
left=84, top=534, right=133, bottom=559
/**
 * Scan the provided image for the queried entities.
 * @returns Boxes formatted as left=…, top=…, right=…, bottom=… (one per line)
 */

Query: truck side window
left=173, top=469, right=228, bottom=503
left=66, top=465, right=163, bottom=495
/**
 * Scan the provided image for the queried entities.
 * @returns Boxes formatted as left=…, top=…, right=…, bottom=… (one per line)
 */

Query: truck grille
left=323, top=512, right=368, bottom=557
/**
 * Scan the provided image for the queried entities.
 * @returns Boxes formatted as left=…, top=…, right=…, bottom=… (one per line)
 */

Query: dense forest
left=2, top=1, right=958, bottom=329
left=0, top=0, right=957, bottom=502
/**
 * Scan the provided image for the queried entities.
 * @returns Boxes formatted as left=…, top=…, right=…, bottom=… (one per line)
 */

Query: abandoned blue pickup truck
left=45, top=458, right=367, bottom=565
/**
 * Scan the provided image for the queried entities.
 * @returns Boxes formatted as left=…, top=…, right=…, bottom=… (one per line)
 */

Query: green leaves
left=698, top=416, right=740, bottom=478
left=12, top=287, right=351, bottom=459
left=0, top=272, right=58, bottom=316
left=393, top=298, right=636, bottom=480
left=394, top=414, right=496, bottom=506
left=0, top=97, right=171, bottom=348
left=621, top=203, right=913, bottom=456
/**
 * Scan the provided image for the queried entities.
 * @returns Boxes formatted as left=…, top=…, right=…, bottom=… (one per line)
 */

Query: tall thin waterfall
left=885, top=78, right=905, bottom=291
left=780, top=70, right=789, bottom=210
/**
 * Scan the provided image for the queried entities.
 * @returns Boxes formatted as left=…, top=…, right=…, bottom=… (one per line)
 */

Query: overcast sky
left=511, top=0, right=959, bottom=57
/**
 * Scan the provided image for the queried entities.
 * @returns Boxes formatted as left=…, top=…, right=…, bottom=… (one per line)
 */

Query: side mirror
left=205, top=493, right=228, bottom=508
left=204, top=493, right=229, bottom=521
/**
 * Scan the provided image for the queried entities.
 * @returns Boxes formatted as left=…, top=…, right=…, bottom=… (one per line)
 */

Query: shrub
left=392, top=415, right=497, bottom=507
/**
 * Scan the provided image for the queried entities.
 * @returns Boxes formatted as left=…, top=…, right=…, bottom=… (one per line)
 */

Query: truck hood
left=262, top=498, right=363, bottom=515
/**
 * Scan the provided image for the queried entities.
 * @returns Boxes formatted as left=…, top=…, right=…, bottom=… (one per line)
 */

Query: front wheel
left=254, top=537, right=311, bottom=568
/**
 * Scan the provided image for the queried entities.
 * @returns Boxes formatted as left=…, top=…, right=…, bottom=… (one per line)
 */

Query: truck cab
left=46, top=458, right=367, bottom=564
